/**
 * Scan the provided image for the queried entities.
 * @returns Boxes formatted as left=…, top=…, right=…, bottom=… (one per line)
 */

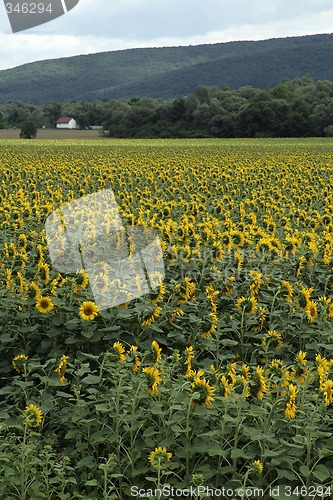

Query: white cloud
left=0, top=0, right=332, bottom=71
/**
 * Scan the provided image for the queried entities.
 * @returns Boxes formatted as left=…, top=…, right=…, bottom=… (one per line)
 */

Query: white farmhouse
left=56, top=117, right=77, bottom=129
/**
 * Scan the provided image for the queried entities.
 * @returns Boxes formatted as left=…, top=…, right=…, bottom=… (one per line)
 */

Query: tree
left=42, top=102, right=62, bottom=128
left=19, top=120, right=37, bottom=139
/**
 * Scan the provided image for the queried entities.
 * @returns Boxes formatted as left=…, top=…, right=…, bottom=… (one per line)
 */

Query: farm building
left=56, top=117, right=77, bottom=129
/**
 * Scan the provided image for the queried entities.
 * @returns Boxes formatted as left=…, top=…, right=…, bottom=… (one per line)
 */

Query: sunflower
left=142, top=366, right=162, bottom=395
left=151, top=340, right=162, bottom=365
left=54, top=355, right=69, bottom=385
left=251, top=459, right=264, bottom=475
left=236, top=296, right=257, bottom=314
left=75, top=269, right=89, bottom=289
left=29, top=281, right=41, bottom=299
left=36, top=296, right=54, bottom=314
left=93, top=272, right=109, bottom=293
left=279, top=280, right=293, bottom=302
left=128, top=345, right=141, bottom=373
left=169, top=308, right=184, bottom=325
left=252, top=306, right=267, bottom=332
left=184, top=346, right=195, bottom=377
left=285, top=235, right=300, bottom=254
left=201, top=312, right=218, bottom=338
left=284, top=384, right=297, bottom=420
left=249, top=270, right=262, bottom=297
left=322, top=243, right=332, bottom=265
left=191, top=374, right=215, bottom=408
left=220, top=375, right=231, bottom=398
left=262, top=330, right=283, bottom=350
left=230, top=230, right=245, bottom=247
left=79, top=301, right=99, bottom=320
left=266, top=220, right=276, bottom=234
left=242, top=363, right=251, bottom=381
left=39, top=263, right=50, bottom=284
left=113, top=341, right=126, bottom=363
left=206, top=285, right=219, bottom=312
left=148, top=447, right=172, bottom=468
left=234, top=250, right=243, bottom=270
left=150, top=283, right=166, bottom=304
left=316, top=354, right=330, bottom=389
left=251, top=366, right=268, bottom=400
left=305, top=300, right=318, bottom=323
left=176, top=276, right=196, bottom=303
left=318, top=296, right=332, bottom=318
left=5, top=268, right=13, bottom=290
left=12, top=354, right=29, bottom=373
left=298, top=286, right=314, bottom=309
left=327, top=303, right=333, bottom=319
left=227, top=361, right=237, bottom=384
left=148, top=271, right=165, bottom=290
left=293, top=351, right=308, bottom=382
left=50, top=274, right=61, bottom=296
left=268, top=359, right=290, bottom=388
left=23, top=404, right=43, bottom=427
left=141, top=306, right=162, bottom=327
left=297, top=351, right=307, bottom=366
left=256, top=237, right=273, bottom=253
left=210, top=240, right=223, bottom=263
left=295, top=255, right=306, bottom=276
left=220, top=231, right=232, bottom=250
left=232, top=375, right=251, bottom=398
left=322, top=379, right=333, bottom=406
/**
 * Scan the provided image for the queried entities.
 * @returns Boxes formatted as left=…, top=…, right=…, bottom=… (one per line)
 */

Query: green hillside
left=1, top=33, right=333, bottom=103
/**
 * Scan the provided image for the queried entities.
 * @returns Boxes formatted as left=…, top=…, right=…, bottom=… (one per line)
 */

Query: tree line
left=2, top=77, right=333, bottom=138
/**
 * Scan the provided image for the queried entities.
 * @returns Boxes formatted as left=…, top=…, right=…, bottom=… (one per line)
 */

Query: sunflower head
left=284, top=384, right=298, bottom=420
left=298, top=287, right=313, bottom=309
left=305, top=300, right=318, bottom=323
left=12, top=354, right=29, bottom=373
left=23, top=404, right=43, bottom=427
left=262, top=330, right=283, bottom=350
left=54, top=355, right=70, bottom=385
left=148, top=446, right=172, bottom=468
left=79, top=301, right=99, bottom=320
left=251, top=366, right=268, bottom=400
left=113, top=341, right=126, bottom=363
left=128, top=345, right=141, bottom=373
left=75, top=269, right=89, bottom=288
left=151, top=340, right=162, bottom=365
left=142, top=366, right=162, bottom=395
left=236, top=296, right=257, bottom=314
left=36, top=296, right=54, bottom=314
left=93, top=273, right=109, bottom=293
left=279, top=280, right=293, bottom=302
left=191, top=375, right=215, bottom=408
left=183, top=346, right=195, bottom=376
left=322, top=379, right=333, bottom=406
left=251, top=459, right=264, bottom=475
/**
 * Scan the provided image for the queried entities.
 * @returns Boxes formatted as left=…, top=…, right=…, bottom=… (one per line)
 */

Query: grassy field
left=1, top=138, right=333, bottom=499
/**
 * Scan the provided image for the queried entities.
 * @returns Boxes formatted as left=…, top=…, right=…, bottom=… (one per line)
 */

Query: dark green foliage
left=19, top=120, right=37, bottom=139
left=101, top=77, right=333, bottom=138
left=2, top=34, right=333, bottom=103
left=3, top=75, right=333, bottom=138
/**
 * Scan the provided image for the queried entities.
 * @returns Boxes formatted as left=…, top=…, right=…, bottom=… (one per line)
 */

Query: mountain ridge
left=1, top=33, right=333, bottom=103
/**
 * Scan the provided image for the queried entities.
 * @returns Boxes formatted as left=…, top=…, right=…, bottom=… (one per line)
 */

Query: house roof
left=56, top=117, right=75, bottom=123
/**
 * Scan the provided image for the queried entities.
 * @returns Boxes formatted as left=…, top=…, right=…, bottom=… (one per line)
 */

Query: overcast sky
left=0, top=0, right=333, bottom=71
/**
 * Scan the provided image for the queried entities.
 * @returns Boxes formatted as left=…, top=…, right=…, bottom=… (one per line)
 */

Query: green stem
left=185, top=396, right=193, bottom=479
left=232, top=402, right=243, bottom=475
left=20, top=423, right=28, bottom=500
left=156, top=462, right=162, bottom=500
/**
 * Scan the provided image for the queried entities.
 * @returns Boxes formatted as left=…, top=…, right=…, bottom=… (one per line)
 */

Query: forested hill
left=1, top=33, right=333, bottom=103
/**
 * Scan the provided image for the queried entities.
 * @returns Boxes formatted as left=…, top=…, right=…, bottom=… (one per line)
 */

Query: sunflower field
left=1, top=138, right=333, bottom=499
